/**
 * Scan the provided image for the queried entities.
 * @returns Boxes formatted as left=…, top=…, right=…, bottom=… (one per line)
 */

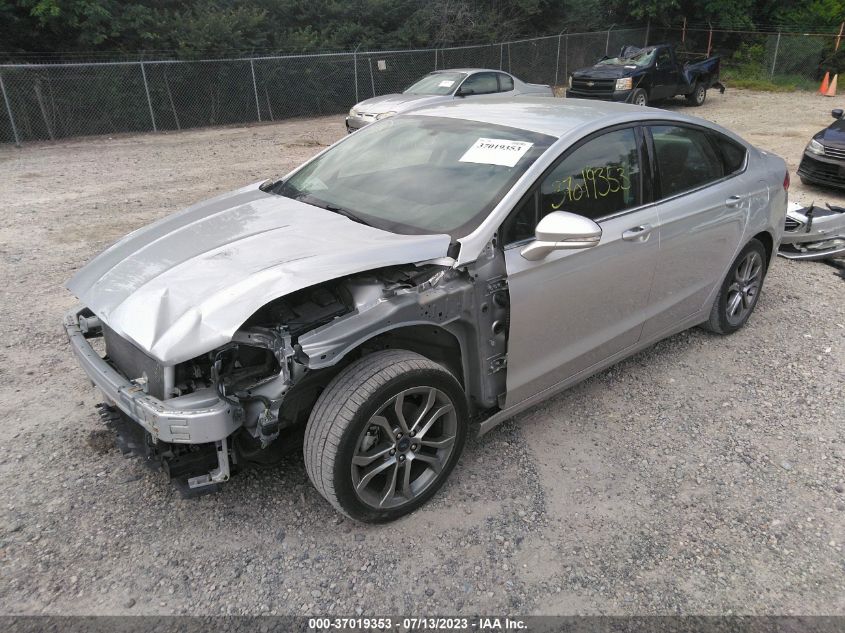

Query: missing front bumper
left=66, top=307, right=243, bottom=492
left=64, top=307, right=243, bottom=444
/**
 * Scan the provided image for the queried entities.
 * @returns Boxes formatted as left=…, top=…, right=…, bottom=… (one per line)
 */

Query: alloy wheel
left=351, top=387, right=457, bottom=510
left=725, top=250, right=763, bottom=326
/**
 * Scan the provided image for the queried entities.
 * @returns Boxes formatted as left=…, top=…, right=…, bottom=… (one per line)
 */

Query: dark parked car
left=797, top=108, right=845, bottom=190
left=566, top=44, right=724, bottom=107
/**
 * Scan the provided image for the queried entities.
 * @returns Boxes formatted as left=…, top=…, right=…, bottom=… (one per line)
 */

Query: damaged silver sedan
left=65, top=97, right=787, bottom=522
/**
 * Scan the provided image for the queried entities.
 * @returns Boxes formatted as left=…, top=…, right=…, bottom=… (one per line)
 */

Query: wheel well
left=752, top=230, right=774, bottom=266
left=359, top=325, right=465, bottom=387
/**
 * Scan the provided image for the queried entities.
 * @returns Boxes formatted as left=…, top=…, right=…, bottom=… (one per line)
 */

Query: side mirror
left=520, top=211, right=602, bottom=261
left=832, top=109, right=843, bottom=119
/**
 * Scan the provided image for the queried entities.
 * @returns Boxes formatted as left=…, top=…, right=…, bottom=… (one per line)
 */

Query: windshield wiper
left=297, top=194, right=373, bottom=227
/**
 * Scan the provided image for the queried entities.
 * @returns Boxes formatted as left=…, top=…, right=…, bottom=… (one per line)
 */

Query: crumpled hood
left=68, top=182, right=451, bottom=365
left=354, top=93, right=451, bottom=114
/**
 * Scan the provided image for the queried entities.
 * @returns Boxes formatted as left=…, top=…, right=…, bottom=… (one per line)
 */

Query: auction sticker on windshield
left=438, top=80, right=455, bottom=87
left=459, top=138, right=534, bottom=167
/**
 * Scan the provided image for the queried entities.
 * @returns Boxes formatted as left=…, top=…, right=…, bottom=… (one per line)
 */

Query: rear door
left=640, top=123, right=751, bottom=339
left=502, top=126, right=660, bottom=406
left=458, top=72, right=500, bottom=97
left=496, top=72, right=517, bottom=95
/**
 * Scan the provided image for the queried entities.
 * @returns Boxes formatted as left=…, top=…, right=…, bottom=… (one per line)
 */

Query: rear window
left=712, top=133, right=747, bottom=174
left=650, top=125, right=724, bottom=198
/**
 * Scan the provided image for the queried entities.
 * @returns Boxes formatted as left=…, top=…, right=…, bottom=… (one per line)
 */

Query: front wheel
left=702, top=239, right=768, bottom=335
left=304, top=350, right=468, bottom=523
left=631, top=88, right=648, bottom=107
left=686, top=83, right=707, bottom=106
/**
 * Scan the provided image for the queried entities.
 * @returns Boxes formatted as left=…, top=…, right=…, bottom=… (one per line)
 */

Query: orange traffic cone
left=825, top=74, right=838, bottom=97
left=820, top=71, right=831, bottom=94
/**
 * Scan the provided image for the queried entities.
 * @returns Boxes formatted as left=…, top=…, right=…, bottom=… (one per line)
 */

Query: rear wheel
left=631, top=88, right=648, bottom=107
left=304, top=350, right=468, bottom=523
left=702, top=239, right=767, bottom=335
left=686, top=83, right=707, bottom=106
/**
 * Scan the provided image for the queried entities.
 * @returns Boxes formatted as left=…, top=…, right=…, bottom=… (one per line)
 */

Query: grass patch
left=725, top=77, right=802, bottom=92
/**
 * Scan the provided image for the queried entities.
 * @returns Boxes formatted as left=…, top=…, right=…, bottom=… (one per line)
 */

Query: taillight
left=783, top=171, right=790, bottom=191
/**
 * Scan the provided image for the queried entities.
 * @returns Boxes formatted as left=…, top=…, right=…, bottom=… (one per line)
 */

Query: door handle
left=725, top=195, right=743, bottom=208
left=621, top=224, right=653, bottom=241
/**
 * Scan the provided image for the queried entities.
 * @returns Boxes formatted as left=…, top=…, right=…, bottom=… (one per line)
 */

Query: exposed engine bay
left=87, top=243, right=511, bottom=493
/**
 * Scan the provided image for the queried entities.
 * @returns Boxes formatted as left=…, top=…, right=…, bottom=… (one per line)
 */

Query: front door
left=651, top=49, right=679, bottom=100
left=502, top=126, right=660, bottom=407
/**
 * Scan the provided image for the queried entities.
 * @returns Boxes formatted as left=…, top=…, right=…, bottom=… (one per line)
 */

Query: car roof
left=431, top=68, right=507, bottom=75
left=408, top=96, right=722, bottom=139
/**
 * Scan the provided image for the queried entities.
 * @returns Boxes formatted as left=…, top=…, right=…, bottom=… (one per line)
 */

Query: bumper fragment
left=64, top=308, right=242, bottom=444
left=566, top=89, right=633, bottom=102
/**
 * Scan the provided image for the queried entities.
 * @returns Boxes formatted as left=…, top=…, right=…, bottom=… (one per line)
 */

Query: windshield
left=273, top=115, right=554, bottom=237
left=403, top=72, right=467, bottom=95
left=598, top=48, right=656, bottom=68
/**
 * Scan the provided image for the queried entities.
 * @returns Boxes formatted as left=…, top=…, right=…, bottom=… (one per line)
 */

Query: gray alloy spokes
left=393, top=392, right=410, bottom=434
left=726, top=251, right=763, bottom=325
left=415, top=403, right=453, bottom=439
left=409, top=389, right=437, bottom=435
left=355, top=458, right=397, bottom=492
left=351, top=386, right=458, bottom=509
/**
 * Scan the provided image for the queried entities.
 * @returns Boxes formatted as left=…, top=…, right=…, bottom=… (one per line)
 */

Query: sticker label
left=438, top=79, right=455, bottom=88
left=459, top=138, right=533, bottom=167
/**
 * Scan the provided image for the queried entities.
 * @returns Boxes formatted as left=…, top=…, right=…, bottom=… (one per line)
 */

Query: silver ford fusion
left=65, top=97, right=787, bottom=522
left=345, top=68, right=553, bottom=132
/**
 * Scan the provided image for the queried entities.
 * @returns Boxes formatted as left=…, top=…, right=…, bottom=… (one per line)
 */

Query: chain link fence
left=0, top=27, right=647, bottom=145
left=649, top=25, right=838, bottom=89
left=2, top=24, right=840, bottom=145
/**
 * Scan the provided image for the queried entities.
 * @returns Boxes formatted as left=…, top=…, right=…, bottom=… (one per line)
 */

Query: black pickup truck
left=566, top=43, right=724, bottom=107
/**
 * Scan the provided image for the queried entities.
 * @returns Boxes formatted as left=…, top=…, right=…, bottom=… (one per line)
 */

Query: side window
left=539, top=128, right=642, bottom=221
left=498, top=73, right=515, bottom=92
left=711, top=133, right=747, bottom=174
left=650, top=125, right=724, bottom=198
left=461, top=73, right=498, bottom=95
left=656, top=50, right=672, bottom=68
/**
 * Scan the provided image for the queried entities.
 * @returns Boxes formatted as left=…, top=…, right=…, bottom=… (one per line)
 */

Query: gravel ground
left=1, top=89, right=844, bottom=617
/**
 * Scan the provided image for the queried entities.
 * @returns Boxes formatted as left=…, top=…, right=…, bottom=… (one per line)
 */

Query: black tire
left=702, top=239, right=768, bottom=335
left=304, top=350, right=468, bottom=523
left=686, top=83, right=707, bottom=106
left=631, top=88, right=648, bottom=107
left=799, top=176, right=811, bottom=186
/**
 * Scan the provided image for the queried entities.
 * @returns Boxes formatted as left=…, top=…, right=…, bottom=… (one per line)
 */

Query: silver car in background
left=345, top=68, right=553, bottom=132
left=65, top=98, right=787, bottom=523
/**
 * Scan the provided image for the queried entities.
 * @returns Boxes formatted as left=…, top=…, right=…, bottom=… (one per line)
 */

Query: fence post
left=249, top=59, right=262, bottom=122
left=706, top=22, right=713, bottom=57
left=139, top=62, right=157, bottom=133
left=353, top=45, right=360, bottom=104
left=163, top=65, right=181, bottom=130
left=564, top=34, right=568, bottom=86
left=554, top=34, right=562, bottom=87
left=770, top=32, right=781, bottom=78
left=508, top=43, right=511, bottom=73
left=499, top=43, right=503, bottom=70
left=434, top=48, right=437, bottom=70
left=645, top=19, right=650, bottom=47
left=606, top=25, right=613, bottom=56
left=0, top=71, right=20, bottom=146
